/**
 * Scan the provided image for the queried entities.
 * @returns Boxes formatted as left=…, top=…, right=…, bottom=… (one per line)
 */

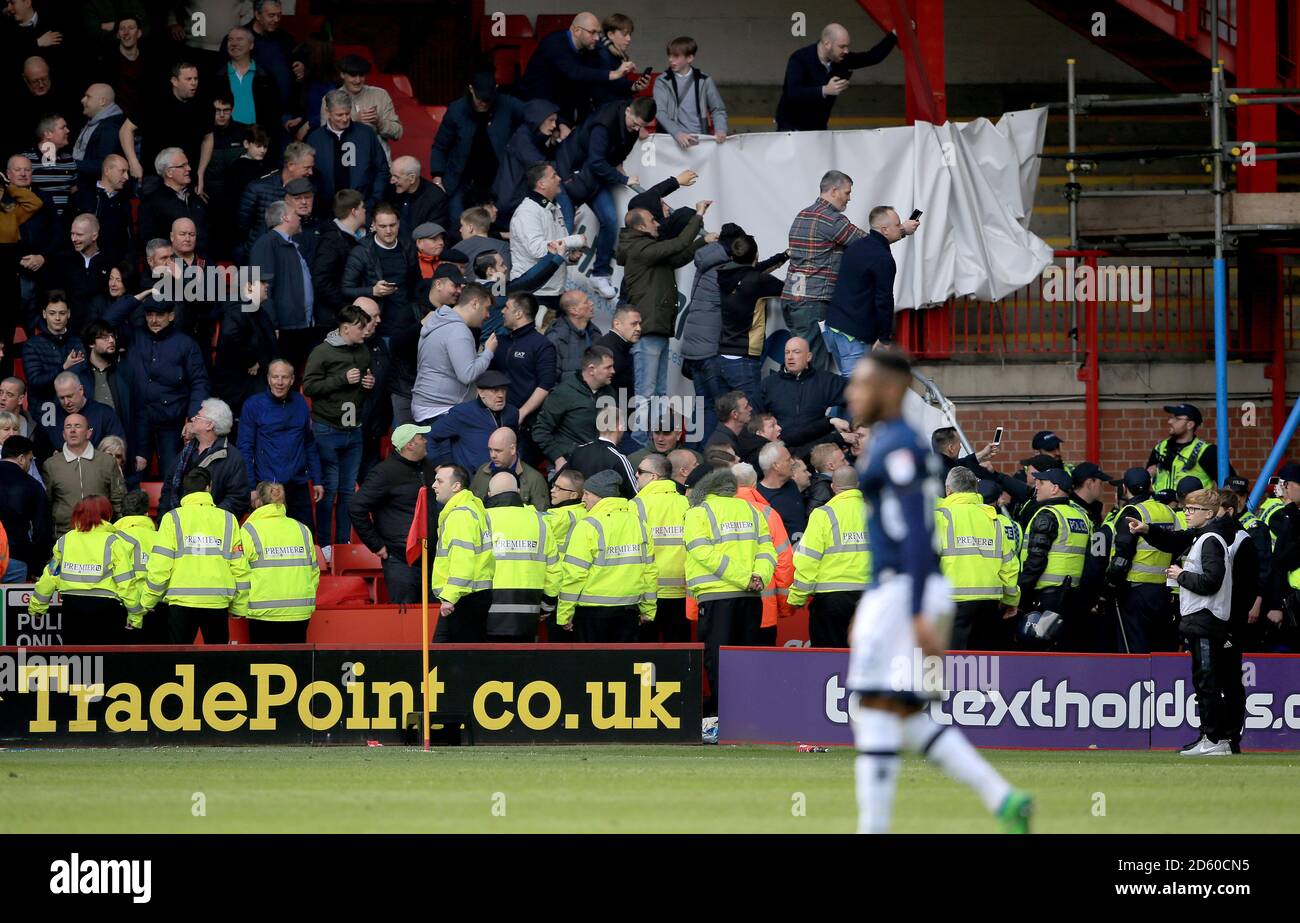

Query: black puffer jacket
left=755, top=366, right=844, bottom=448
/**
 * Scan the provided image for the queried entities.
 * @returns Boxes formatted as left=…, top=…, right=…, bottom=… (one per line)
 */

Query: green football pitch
left=2, top=746, right=1297, bottom=833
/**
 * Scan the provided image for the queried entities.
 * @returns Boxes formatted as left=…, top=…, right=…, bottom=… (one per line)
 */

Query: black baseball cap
left=1025, top=453, right=1063, bottom=472
left=1032, top=469, right=1072, bottom=491
left=338, top=54, right=372, bottom=76
left=475, top=370, right=509, bottom=389
left=469, top=71, right=498, bottom=105
left=1032, top=430, right=1062, bottom=451
left=1072, top=461, right=1112, bottom=485
left=1279, top=462, right=1300, bottom=484
left=1109, top=467, right=1151, bottom=492
left=976, top=479, right=1002, bottom=505
left=1224, top=475, right=1248, bottom=494
left=1176, top=475, right=1204, bottom=498
left=1164, top=403, right=1203, bottom=425
left=433, top=263, right=464, bottom=284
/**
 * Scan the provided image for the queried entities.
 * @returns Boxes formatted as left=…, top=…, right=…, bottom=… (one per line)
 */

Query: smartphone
left=993, top=426, right=1004, bottom=446
left=909, top=209, right=923, bottom=221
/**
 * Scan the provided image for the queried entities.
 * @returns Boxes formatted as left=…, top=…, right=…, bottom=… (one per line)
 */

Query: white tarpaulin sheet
left=603, top=107, right=1053, bottom=307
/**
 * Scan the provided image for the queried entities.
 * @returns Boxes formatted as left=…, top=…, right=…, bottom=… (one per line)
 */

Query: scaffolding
left=1047, top=0, right=1300, bottom=505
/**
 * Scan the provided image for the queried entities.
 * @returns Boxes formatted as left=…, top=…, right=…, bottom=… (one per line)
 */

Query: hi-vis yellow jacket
left=544, top=501, right=584, bottom=554
left=684, top=493, right=776, bottom=602
left=557, top=497, right=657, bottom=626
left=240, top=503, right=319, bottom=622
left=431, top=488, right=494, bottom=605
left=633, top=478, right=691, bottom=600
left=31, top=523, right=142, bottom=625
left=143, top=492, right=250, bottom=612
left=934, top=492, right=1020, bottom=606
left=788, top=488, right=870, bottom=608
left=484, top=503, right=561, bottom=612
left=114, top=515, right=157, bottom=574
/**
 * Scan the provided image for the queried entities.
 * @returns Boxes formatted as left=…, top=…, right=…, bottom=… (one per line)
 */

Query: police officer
left=239, top=481, right=320, bottom=643
left=788, top=465, right=870, bottom=648
left=1148, top=402, right=1235, bottom=492
left=685, top=467, right=776, bottom=717
left=1262, top=462, right=1300, bottom=649
left=556, top=470, right=657, bottom=642
left=483, top=471, right=560, bottom=642
left=1069, top=461, right=1110, bottom=528
left=431, top=463, right=495, bottom=643
left=30, top=495, right=141, bottom=644
left=1018, top=468, right=1090, bottom=648
left=113, top=490, right=160, bottom=640
left=632, top=453, right=691, bottom=642
left=932, top=466, right=1018, bottom=651
left=979, top=479, right=1023, bottom=559
left=1222, top=475, right=1271, bottom=650
left=142, top=468, right=251, bottom=644
left=1105, top=467, right=1176, bottom=653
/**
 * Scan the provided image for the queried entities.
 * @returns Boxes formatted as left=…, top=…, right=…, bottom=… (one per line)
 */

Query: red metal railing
left=897, top=253, right=1244, bottom=361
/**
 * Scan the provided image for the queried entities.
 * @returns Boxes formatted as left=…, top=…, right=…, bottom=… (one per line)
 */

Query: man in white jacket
left=411, top=283, right=497, bottom=423
left=509, top=163, right=586, bottom=314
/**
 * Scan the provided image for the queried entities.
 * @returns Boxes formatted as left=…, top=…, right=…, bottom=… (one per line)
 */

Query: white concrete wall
left=492, top=0, right=1150, bottom=85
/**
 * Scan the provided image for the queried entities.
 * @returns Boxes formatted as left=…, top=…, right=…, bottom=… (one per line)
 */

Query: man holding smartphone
left=826, top=205, right=918, bottom=378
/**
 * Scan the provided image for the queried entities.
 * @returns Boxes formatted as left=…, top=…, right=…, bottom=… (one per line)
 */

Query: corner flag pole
left=421, top=536, right=430, bottom=752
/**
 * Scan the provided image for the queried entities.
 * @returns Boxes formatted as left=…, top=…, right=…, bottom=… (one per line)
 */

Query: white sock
left=903, top=711, right=1011, bottom=815
left=851, top=706, right=902, bottom=834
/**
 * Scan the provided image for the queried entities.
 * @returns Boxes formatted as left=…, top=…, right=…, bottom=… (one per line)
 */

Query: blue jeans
left=714, top=356, right=761, bottom=408
left=690, top=357, right=725, bottom=449
left=560, top=185, right=618, bottom=278
left=632, top=334, right=671, bottom=446
left=2, top=559, right=28, bottom=583
left=823, top=326, right=868, bottom=379
left=313, top=420, right=363, bottom=545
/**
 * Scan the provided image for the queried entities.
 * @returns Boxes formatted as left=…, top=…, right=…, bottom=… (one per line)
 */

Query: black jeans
left=574, top=605, right=639, bottom=642
left=61, top=595, right=128, bottom=645
left=433, top=589, right=489, bottom=642
left=698, top=595, right=762, bottom=716
left=168, top=604, right=230, bottom=644
left=638, top=597, right=690, bottom=642
left=1187, top=633, right=1226, bottom=742
left=809, top=591, right=859, bottom=649
left=1217, top=638, right=1246, bottom=745
left=247, top=619, right=310, bottom=643
left=283, top=480, right=317, bottom=540
left=381, top=554, right=423, bottom=605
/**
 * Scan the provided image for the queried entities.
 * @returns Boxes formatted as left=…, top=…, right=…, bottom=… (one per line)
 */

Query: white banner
left=601, top=108, right=1053, bottom=308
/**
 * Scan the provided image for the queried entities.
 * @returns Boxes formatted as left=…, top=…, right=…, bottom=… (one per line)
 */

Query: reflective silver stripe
left=685, top=538, right=712, bottom=551
left=940, top=547, right=1000, bottom=558
left=1048, top=545, right=1086, bottom=556
left=490, top=603, right=541, bottom=614
left=165, top=586, right=235, bottom=597
left=235, top=581, right=251, bottom=591
left=102, top=535, right=118, bottom=574
left=574, top=593, right=640, bottom=605
left=61, top=571, right=107, bottom=584
left=811, top=581, right=868, bottom=592
left=796, top=546, right=824, bottom=560
left=825, top=543, right=870, bottom=555
left=1131, top=563, right=1167, bottom=575
left=825, top=505, right=843, bottom=547
left=589, top=517, right=608, bottom=564
left=245, top=522, right=266, bottom=559
left=715, top=554, right=731, bottom=581
left=655, top=537, right=684, bottom=546
left=633, top=497, right=646, bottom=521
left=755, top=552, right=776, bottom=567
left=792, top=578, right=814, bottom=592
left=145, top=579, right=167, bottom=592
left=950, top=585, right=1004, bottom=597
left=112, top=572, right=134, bottom=584
left=535, top=511, right=550, bottom=564
left=250, top=557, right=315, bottom=568
left=447, top=538, right=480, bottom=552
left=658, top=577, right=686, bottom=587
left=564, top=554, right=592, bottom=570
left=937, top=506, right=956, bottom=549
left=248, top=598, right=315, bottom=609
left=152, top=546, right=179, bottom=558
left=32, top=591, right=52, bottom=603
left=168, top=510, right=182, bottom=550
left=495, top=551, right=546, bottom=562
left=298, top=522, right=318, bottom=572
left=223, top=513, right=235, bottom=558
left=774, top=540, right=791, bottom=555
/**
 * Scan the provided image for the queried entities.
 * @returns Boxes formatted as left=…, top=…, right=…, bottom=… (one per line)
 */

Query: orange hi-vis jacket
left=686, top=486, right=798, bottom=628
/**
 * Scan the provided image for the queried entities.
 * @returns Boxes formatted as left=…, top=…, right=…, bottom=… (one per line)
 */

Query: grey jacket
left=545, top=314, right=604, bottom=377
left=677, top=242, right=733, bottom=361
left=653, top=68, right=728, bottom=137
left=410, top=306, right=495, bottom=422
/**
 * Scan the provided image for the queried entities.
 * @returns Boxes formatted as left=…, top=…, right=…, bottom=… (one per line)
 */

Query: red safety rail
left=899, top=253, right=1245, bottom=362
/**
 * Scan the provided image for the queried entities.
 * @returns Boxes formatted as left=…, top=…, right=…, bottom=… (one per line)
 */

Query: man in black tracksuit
left=1133, top=489, right=1255, bottom=754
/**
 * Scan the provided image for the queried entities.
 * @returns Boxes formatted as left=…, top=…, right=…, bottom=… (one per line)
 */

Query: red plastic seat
left=426, top=105, right=447, bottom=136
left=331, top=542, right=384, bottom=577
left=534, top=15, right=575, bottom=39
left=141, top=481, right=164, bottom=515
left=316, top=575, right=372, bottom=607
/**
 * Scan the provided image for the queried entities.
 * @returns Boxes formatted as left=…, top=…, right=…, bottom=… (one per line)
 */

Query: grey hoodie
left=677, top=242, right=734, bottom=361
left=689, top=469, right=738, bottom=508
left=410, top=305, right=495, bottom=421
